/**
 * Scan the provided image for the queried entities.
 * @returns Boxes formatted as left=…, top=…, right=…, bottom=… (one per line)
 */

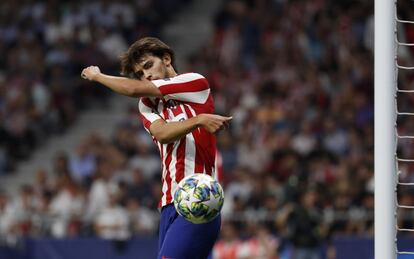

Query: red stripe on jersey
left=140, top=114, right=152, bottom=131
left=171, top=104, right=184, bottom=117
left=141, top=97, right=154, bottom=108
left=158, top=78, right=208, bottom=95
left=196, top=128, right=216, bottom=175
left=175, top=138, right=186, bottom=184
left=154, top=98, right=161, bottom=106
left=205, top=164, right=212, bottom=175
left=159, top=143, right=164, bottom=172
left=183, top=104, right=195, bottom=119
left=162, top=104, right=169, bottom=120
left=164, top=143, right=174, bottom=204
left=157, top=143, right=165, bottom=208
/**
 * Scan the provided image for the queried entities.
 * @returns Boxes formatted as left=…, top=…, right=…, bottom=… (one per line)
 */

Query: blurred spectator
left=94, top=189, right=130, bottom=241
left=127, top=169, right=153, bottom=208
left=126, top=198, right=158, bottom=235
left=213, top=222, right=242, bottom=259
left=284, top=190, right=326, bottom=259
left=53, top=152, right=71, bottom=178
left=127, top=144, right=160, bottom=180
left=85, top=159, right=118, bottom=222
left=214, top=222, right=279, bottom=259
left=49, top=177, right=85, bottom=238
left=0, top=191, right=13, bottom=244
left=1, top=185, right=37, bottom=241
left=32, top=168, right=53, bottom=195
left=69, top=142, right=97, bottom=185
left=237, top=224, right=279, bottom=259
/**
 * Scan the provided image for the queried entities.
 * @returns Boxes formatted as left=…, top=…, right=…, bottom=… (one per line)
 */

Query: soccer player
left=81, top=37, right=231, bottom=259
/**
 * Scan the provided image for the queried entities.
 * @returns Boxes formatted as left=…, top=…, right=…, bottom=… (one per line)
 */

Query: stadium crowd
left=0, top=0, right=398, bottom=258
left=0, top=0, right=189, bottom=174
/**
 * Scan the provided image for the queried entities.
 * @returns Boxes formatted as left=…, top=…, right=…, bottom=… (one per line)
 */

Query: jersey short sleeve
left=151, top=73, right=210, bottom=104
left=138, top=97, right=162, bottom=133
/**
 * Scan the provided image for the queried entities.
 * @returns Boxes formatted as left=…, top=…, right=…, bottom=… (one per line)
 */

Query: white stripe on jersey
left=166, top=89, right=210, bottom=104
left=157, top=101, right=165, bottom=119
left=181, top=103, right=196, bottom=181
left=152, top=73, right=205, bottom=87
left=184, top=103, right=201, bottom=134
left=138, top=99, right=162, bottom=123
left=184, top=136, right=196, bottom=179
left=184, top=103, right=197, bottom=117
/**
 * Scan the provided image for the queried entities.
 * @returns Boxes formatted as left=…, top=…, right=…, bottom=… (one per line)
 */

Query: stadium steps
left=0, top=95, right=136, bottom=196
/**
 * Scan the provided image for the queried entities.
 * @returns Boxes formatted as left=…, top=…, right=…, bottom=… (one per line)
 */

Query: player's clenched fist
left=81, top=66, right=101, bottom=81
left=196, top=114, right=232, bottom=133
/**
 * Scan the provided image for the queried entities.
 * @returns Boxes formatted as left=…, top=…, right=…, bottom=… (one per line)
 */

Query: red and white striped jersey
left=138, top=73, right=218, bottom=208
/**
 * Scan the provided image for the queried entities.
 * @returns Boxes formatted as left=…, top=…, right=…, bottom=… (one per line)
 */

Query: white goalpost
left=375, top=0, right=396, bottom=258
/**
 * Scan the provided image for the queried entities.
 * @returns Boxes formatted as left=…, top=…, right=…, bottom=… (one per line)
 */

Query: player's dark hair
left=120, top=37, right=176, bottom=79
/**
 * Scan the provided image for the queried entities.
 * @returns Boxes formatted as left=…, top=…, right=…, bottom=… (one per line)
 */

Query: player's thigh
left=158, top=205, right=179, bottom=250
left=158, top=215, right=221, bottom=259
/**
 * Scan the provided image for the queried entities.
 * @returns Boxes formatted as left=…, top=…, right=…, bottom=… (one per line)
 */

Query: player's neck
left=167, top=66, right=178, bottom=77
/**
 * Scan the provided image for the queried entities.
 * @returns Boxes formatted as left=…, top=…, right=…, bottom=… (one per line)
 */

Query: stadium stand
left=0, top=0, right=393, bottom=258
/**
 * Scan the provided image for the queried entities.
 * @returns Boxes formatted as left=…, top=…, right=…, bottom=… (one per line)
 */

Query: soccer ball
left=173, top=173, right=224, bottom=224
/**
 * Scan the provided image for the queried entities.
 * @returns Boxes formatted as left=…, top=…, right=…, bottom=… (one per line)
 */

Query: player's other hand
left=197, top=114, right=232, bottom=134
left=81, top=66, right=101, bottom=81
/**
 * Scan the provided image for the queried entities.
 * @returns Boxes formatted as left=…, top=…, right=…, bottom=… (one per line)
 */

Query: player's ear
left=162, top=54, right=172, bottom=67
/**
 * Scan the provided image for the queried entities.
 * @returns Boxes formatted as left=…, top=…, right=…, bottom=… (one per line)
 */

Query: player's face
left=134, top=53, right=172, bottom=80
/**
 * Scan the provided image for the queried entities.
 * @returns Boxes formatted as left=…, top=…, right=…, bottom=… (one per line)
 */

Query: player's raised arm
left=81, top=66, right=162, bottom=98
left=149, top=114, right=232, bottom=144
